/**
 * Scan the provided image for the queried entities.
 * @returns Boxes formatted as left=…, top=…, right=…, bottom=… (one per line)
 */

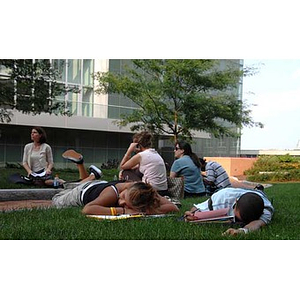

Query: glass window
left=109, top=60, right=121, bottom=73
left=108, top=94, right=119, bottom=106
left=67, top=90, right=78, bottom=115
left=83, top=59, right=94, bottom=86
left=0, top=77, right=14, bottom=106
left=16, top=78, right=31, bottom=99
left=120, top=107, right=134, bottom=117
left=53, top=59, right=66, bottom=82
left=108, top=106, right=119, bottom=119
left=67, top=59, right=81, bottom=84
left=119, top=96, right=134, bottom=107
left=82, top=87, right=93, bottom=117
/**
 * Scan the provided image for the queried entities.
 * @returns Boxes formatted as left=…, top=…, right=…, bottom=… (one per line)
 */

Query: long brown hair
left=128, top=182, right=160, bottom=213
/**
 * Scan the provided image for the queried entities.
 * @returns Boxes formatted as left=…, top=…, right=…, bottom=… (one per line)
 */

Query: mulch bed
left=0, top=200, right=53, bottom=212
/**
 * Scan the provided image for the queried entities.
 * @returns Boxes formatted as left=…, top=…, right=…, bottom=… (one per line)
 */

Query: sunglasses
left=175, top=146, right=181, bottom=151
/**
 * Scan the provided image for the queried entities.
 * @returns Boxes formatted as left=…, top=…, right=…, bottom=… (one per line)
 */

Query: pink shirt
left=138, top=149, right=168, bottom=191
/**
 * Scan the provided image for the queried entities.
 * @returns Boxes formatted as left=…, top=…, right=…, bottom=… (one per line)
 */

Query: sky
left=241, top=59, right=300, bottom=150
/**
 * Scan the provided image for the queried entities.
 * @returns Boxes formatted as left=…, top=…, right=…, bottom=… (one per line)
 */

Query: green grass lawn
left=1, top=166, right=300, bottom=239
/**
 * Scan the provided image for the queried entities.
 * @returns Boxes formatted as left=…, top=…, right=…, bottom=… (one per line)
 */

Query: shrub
left=245, top=155, right=300, bottom=182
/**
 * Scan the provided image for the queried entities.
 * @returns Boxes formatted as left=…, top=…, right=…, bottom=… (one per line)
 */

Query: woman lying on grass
left=52, top=175, right=179, bottom=216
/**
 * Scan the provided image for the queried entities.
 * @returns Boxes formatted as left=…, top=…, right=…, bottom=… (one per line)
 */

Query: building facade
left=0, top=59, right=243, bottom=169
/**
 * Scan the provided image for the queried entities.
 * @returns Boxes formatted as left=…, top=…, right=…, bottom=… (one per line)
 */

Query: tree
left=0, top=59, right=78, bottom=123
left=94, top=59, right=262, bottom=143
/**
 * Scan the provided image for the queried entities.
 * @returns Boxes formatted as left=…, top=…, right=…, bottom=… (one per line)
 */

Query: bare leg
left=77, top=163, right=89, bottom=179
left=62, top=149, right=89, bottom=180
left=79, top=173, right=95, bottom=183
left=45, top=179, right=54, bottom=186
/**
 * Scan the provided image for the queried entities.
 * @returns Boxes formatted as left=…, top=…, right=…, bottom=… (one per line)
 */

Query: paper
left=31, top=171, right=47, bottom=177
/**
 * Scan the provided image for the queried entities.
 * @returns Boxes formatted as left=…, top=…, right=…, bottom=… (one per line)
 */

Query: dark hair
left=32, top=127, right=47, bottom=144
left=199, top=157, right=206, bottom=171
left=133, top=131, right=153, bottom=148
left=236, top=192, right=264, bottom=224
left=128, top=182, right=160, bottom=213
left=177, top=141, right=200, bottom=168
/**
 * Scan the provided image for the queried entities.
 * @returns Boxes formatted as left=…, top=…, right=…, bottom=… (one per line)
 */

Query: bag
left=167, top=177, right=184, bottom=199
left=9, top=173, right=33, bottom=185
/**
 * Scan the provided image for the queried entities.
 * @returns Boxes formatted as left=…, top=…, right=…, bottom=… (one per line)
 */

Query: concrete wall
left=204, top=157, right=258, bottom=177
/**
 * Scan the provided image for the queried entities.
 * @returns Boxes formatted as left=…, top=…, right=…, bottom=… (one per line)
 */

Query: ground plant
left=1, top=165, right=300, bottom=239
left=245, top=154, right=300, bottom=182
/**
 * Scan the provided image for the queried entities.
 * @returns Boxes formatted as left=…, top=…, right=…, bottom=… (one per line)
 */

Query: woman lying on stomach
left=52, top=175, right=179, bottom=216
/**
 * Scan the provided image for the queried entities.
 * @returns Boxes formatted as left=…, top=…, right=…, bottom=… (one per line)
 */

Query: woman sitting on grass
left=52, top=173, right=179, bottom=216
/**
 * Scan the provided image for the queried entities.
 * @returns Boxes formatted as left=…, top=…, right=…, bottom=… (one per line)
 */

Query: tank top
left=82, top=180, right=120, bottom=205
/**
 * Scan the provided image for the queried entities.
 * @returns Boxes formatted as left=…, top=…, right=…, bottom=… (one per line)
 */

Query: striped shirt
left=205, top=161, right=231, bottom=189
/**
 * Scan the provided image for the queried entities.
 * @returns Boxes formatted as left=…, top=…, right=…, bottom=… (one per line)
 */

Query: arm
left=23, top=162, right=32, bottom=176
left=45, top=145, right=54, bottom=174
left=183, top=206, right=199, bottom=221
left=203, top=177, right=214, bottom=186
left=82, top=187, right=122, bottom=215
left=82, top=182, right=136, bottom=215
left=120, top=143, right=141, bottom=170
left=22, top=145, right=32, bottom=176
left=158, top=203, right=179, bottom=214
left=46, top=162, right=53, bottom=175
left=169, top=171, right=177, bottom=178
left=223, top=219, right=266, bottom=236
left=169, top=160, right=180, bottom=178
left=155, top=195, right=179, bottom=214
left=204, top=166, right=215, bottom=186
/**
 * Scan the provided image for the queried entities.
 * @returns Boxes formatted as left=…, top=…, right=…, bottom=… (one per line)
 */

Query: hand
left=124, top=207, right=142, bottom=215
left=128, top=142, right=139, bottom=153
left=184, top=211, right=198, bottom=222
left=45, top=168, right=52, bottom=175
left=222, top=228, right=243, bottom=236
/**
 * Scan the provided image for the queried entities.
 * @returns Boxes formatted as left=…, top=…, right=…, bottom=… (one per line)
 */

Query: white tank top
left=138, top=149, right=168, bottom=191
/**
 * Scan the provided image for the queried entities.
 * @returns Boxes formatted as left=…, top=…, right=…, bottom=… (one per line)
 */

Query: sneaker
left=62, top=149, right=83, bottom=164
left=89, top=165, right=102, bottom=179
left=254, top=184, right=264, bottom=192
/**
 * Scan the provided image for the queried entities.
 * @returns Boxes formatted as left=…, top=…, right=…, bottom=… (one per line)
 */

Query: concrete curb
left=0, top=188, right=62, bottom=201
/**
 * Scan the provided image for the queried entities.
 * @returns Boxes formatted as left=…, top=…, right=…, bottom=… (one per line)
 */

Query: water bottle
left=53, top=174, right=59, bottom=188
left=113, top=175, right=118, bottom=181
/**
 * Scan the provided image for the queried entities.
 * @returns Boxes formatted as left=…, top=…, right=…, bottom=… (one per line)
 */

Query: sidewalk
left=230, top=176, right=272, bottom=189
